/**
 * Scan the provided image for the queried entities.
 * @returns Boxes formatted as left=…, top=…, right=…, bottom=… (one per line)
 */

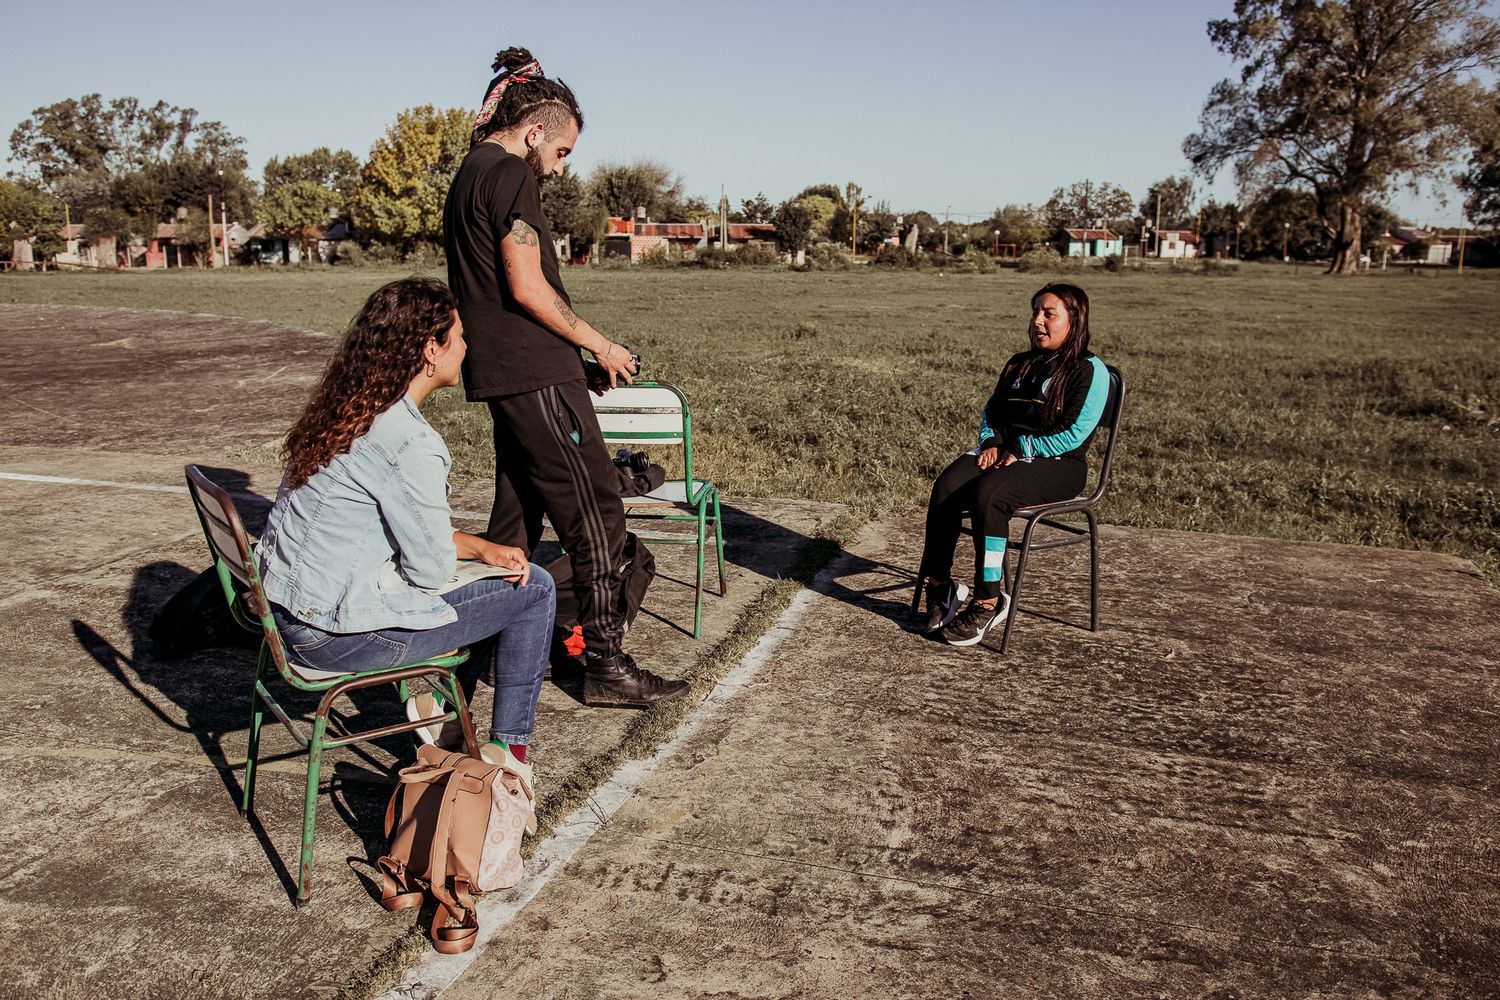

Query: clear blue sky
left=2, top=0, right=1470, bottom=225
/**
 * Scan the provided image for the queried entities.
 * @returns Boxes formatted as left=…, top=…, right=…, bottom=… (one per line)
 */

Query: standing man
left=444, top=46, right=689, bottom=709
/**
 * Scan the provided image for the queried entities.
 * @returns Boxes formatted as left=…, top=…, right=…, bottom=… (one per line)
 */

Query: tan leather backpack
left=377, top=746, right=502, bottom=954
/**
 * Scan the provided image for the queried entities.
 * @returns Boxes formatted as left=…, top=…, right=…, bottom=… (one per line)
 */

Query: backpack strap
left=425, top=757, right=488, bottom=953
left=375, top=855, right=423, bottom=912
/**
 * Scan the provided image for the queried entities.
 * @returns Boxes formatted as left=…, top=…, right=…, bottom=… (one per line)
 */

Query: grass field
left=5, top=263, right=1497, bottom=583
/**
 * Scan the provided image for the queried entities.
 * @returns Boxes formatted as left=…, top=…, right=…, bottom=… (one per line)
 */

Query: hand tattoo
left=554, top=296, right=579, bottom=330
left=511, top=219, right=539, bottom=247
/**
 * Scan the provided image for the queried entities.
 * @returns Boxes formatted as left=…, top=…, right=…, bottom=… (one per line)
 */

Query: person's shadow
left=71, top=466, right=414, bottom=904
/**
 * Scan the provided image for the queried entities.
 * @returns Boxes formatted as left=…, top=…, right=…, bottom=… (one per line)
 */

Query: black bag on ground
left=149, top=567, right=260, bottom=657
left=547, top=530, right=656, bottom=638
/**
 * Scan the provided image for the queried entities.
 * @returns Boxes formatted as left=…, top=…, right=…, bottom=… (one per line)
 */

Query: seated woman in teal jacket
left=257, top=276, right=553, bottom=826
left=918, top=282, right=1110, bottom=647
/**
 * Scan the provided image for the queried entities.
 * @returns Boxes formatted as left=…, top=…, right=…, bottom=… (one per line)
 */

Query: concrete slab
left=0, top=306, right=846, bottom=998
left=438, top=516, right=1500, bottom=999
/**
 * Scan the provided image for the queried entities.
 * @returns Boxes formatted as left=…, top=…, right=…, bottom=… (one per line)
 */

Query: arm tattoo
left=554, top=296, right=579, bottom=330
left=510, top=219, right=539, bottom=247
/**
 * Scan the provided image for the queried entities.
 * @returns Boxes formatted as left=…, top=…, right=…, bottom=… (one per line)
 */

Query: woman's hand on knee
left=977, top=447, right=999, bottom=470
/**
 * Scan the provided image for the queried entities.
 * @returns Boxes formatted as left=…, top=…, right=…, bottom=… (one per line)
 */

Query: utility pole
left=207, top=194, right=216, bottom=268
left=1153, top=191, right=1161, bottom=257
left=1458, top=214, right=1467, bottom=273
left=221, top=198, right=230, bottom=268
left=943, top=206, right=950, bottom=255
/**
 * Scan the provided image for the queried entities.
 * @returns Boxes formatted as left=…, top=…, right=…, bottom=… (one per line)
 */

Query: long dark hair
left=472, top=46, right=584, bottom=146
left=1002, top=282, right=1094, bottom=430
left=283, top=277, right=457, bottom=489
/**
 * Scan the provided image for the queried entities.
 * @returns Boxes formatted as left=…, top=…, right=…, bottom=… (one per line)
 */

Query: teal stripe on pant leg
left=982, top=535, right=1006, bottom=583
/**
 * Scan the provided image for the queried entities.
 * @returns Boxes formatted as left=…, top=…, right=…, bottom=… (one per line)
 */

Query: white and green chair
left=589, top=382, right=726, bottom=637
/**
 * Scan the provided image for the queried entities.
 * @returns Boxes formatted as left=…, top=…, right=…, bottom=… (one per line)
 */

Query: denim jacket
left=258, top=395, right=459, bottom=633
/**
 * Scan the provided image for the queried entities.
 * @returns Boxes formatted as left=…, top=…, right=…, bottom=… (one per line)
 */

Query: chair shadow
left=72, top=465, right=419, bottom=905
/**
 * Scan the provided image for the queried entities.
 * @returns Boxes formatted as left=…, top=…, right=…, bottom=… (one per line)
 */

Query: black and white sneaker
left=941, top=594, right=1011, bottom=647
left=923, top=581, right=970, bottom=633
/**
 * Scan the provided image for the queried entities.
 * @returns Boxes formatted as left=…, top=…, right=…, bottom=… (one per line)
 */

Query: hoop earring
left=425, top=361, right=437, bottom=378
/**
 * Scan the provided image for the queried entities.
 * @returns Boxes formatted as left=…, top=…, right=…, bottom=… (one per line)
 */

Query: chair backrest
left=184, top=465, right=309, bottom=687
left=589, top=381, right=695, bottom=484
left=1085, top=364, right=1127, bottom=504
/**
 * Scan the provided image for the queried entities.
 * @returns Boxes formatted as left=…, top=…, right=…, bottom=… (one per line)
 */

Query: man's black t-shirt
left=444, top=143, right=580, bottom=399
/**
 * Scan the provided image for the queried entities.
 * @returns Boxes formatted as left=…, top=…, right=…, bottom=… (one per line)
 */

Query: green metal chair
left=184, top=465, right=480, bottom=909
left=589, top=382, right=726, bottom=637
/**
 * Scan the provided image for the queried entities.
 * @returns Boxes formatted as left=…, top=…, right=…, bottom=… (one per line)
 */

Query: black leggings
left=919, top=453, right=1085, bottom=600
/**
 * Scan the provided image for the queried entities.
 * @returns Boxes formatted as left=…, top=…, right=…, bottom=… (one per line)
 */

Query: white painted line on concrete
left=0, top=471, right=190, bottom=493
left=377, top=564, right=836, bottom=1000
left=0, top=471, right=492, bottom=525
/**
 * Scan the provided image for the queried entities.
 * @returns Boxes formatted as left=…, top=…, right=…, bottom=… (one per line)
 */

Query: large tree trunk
left=1327, top=200, right=1363, bottom=274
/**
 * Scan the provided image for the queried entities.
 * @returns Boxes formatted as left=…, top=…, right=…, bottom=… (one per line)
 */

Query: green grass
left=5, top=263, right=1497, bottom=582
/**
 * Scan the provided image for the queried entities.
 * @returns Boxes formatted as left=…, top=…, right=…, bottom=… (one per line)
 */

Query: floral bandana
left=472, top=60, right=542, bottom=133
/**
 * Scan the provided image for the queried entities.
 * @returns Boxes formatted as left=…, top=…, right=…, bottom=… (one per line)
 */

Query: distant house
left=1390, top=227, right=1452, bottom=265
left=1058, top=228, right=1123, bottom=258
left=600, top=216, right=777, bottom=262
left=1153, top=229, right=1198, bottom=259
left=10, top=223, right=118, bottom=270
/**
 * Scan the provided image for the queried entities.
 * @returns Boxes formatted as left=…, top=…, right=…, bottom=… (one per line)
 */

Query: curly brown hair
left=283, top=277, right=457, bottom=489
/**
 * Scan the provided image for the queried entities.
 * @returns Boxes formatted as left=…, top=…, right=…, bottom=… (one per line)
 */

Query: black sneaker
left=922, top=581, right=969, bottom=633
left=583, top=652, right=691, bottom=708
left=941, top=594, right=1011, bottom=647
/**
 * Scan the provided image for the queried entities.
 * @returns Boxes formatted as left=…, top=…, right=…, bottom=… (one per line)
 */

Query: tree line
left=5, top=1, right=1500, bottom=274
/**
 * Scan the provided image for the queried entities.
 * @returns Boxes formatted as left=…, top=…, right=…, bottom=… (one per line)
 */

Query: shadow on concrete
left=72, top=550, right=417, bottom=906
left=815, top=528, right=1100, bottom=653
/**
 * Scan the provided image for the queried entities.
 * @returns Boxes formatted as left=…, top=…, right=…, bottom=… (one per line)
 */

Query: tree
left=1184, top=0, right=1500, bottom=274
left=1459, top=88, right=1500, bottom=228
left=540, top=166, right=604, bottom=250
left=0, top=178, right=63, bottom=260
left=858, top=199, right=897, bottom=253
left=984, top=203, right=1048, bottom=252
left=9, top=94, right=253, bottom=242
left=258, top=147, right=360, bottom=256
left=1139, top=175, right=1197, bottom=230
left=352, top=106, right=470, bottom=252
left=1042, top=180, right=1134, bottom=230
left=1241, top=187, right=1327, bottom=258
left=587, top=160, right=686, bottom=221
left=799, top=195, right=837, bottom=241
left=774, top=199, right=813, bottom=253
left=740, top=191, right=774, bottom=223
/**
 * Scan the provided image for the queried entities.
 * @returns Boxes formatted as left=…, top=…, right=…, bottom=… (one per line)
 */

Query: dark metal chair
left=184, top=465, right=480, bottom=908
left=911, top=364, right=1126, bottom=653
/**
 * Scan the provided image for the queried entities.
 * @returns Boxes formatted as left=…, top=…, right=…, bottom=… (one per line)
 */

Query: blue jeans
left=272, top=566, right=556, bottom=745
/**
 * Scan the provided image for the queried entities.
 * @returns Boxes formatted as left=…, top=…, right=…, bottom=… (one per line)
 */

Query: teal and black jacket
left=978, top=350, right=1109, bottom=462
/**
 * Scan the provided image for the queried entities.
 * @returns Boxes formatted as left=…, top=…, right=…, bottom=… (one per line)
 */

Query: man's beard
left=525, top=146, right=546, bottom=180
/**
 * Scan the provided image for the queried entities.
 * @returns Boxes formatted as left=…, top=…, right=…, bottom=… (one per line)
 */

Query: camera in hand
left=583, top=346, right=642, bottom=391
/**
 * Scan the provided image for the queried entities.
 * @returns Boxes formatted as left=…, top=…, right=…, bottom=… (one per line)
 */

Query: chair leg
left=692, top=502, right=706, bottom=638
left=999, top=521, right=1039, bottom=654
left=242, top=649, right=270, bottom=816
left=1086, top=510, right=1100, bottom=631
left=296, top=711, right=329, bottom=910
left=712, top=491, right=727, bottom=596
left=910, top=573, right=925, bottom=616
left=443, top=670, right=482, bottom=759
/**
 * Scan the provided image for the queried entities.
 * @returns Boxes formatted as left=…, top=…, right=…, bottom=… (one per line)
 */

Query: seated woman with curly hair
left=257, top=276, right=553, bottom=826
